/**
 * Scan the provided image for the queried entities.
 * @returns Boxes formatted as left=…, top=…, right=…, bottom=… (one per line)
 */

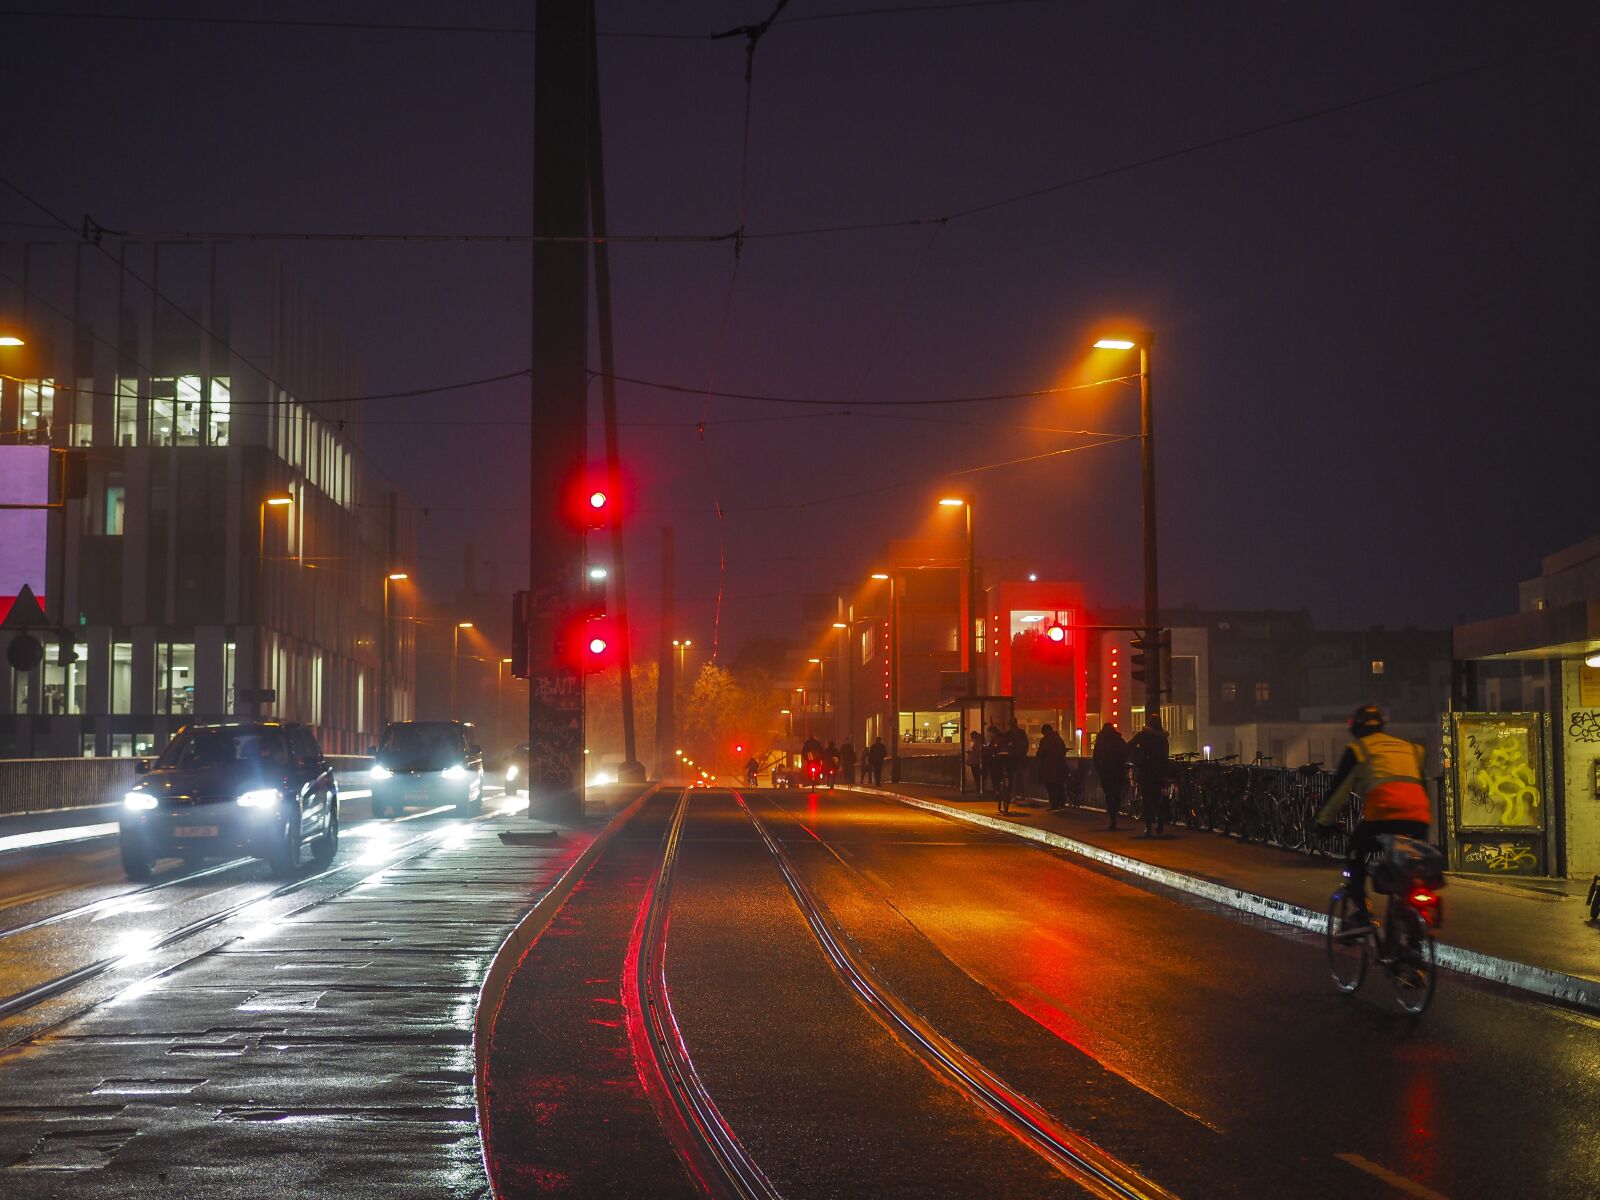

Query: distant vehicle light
left=505, top=763, right=519, bottom=782
left=123, top=792, right=157, bottom=811
left=441, top=764, right=468, bottom=780
left=237, top=788, right=280, bottom=808
left=370, top=764, right=393, bottom=781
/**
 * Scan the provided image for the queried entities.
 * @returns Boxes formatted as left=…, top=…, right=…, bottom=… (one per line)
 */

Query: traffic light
left=1129, top=636, right=1148, bottom=684
left=585, top=489, right=611, bottom=529
left=58, top=632, right=78, bottom=665
left=1044, top=622, right=1067, bottom=645
left=581, top=565, right=608, bottom=619
left=1130, top=631, right=1171, bottom=689
left=734, top=742, right=745, bottom=756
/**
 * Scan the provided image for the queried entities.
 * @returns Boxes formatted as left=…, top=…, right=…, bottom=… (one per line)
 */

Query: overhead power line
left=594, top=369, right=1139, bottom=407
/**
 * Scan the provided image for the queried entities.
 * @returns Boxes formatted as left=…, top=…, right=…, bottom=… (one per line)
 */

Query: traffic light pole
left=526, top=0, right=590, bottom=821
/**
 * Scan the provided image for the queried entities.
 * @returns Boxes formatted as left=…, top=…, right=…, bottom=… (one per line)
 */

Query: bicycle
left=1325, top=840, right=1444, bottom=1016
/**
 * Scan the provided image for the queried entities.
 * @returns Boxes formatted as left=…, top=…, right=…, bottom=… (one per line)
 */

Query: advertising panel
left=0, top=446, right=50, bottom=624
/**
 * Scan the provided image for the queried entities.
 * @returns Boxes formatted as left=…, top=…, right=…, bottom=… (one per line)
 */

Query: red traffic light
left=1045, top=623, right=1067, bottom=643
left=734, top=743, right=745, bottom=755
left=588, top=635, right=609, bottom=656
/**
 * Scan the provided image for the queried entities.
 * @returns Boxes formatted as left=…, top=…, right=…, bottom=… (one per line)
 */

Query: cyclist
left=1314, top=704, right=1432, bottom=934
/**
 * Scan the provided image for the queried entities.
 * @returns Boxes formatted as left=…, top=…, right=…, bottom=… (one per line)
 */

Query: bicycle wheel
left=1326, top=891, right=1369, bottom=994
left=1388, top=906, right=1439, bottom=1016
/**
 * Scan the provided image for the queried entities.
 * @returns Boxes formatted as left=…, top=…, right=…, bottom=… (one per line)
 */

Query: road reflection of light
left=92, top=898, right=161, bottom=922
left=112, top=929, right=160, bottom=966
left=498, top=797, right=527, bottom=815
left=109, top=974, right=163, bottom=1005
left=356, top=829, right=398, bottom=866
left=439, top=823, right=474, bottom=850
left=237, top=917, right=286, bottom=944
left=343, top=821, right=395, bottom=839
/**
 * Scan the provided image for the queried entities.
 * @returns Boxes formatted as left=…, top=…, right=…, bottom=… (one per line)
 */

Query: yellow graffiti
left=1470, top=743, right=1540, bottom=827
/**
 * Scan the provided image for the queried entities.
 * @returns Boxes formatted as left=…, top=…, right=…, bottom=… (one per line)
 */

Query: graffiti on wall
left=1455, top=716, right=1542, bottom=829
left=1460, top=839, right=1540, bottom=875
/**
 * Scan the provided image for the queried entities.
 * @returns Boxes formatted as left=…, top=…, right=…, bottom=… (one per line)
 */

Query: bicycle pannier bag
left=1373, top=835, right=1447, bottom=893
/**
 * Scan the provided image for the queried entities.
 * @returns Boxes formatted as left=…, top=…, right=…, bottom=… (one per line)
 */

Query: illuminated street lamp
left=1093, top=331, right=1160, bottom=724
left=251, top=490, right=295, bottom=718
left=381, top=570, right=411, bottom=729
left=937, top=496, right=978, bottom=705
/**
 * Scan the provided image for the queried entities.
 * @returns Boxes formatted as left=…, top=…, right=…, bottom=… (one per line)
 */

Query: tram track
left=620, top=785, right=1175, bottom=1200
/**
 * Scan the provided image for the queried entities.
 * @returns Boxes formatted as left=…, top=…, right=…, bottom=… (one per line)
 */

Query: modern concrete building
left=0, top=239, right=418, bottom=758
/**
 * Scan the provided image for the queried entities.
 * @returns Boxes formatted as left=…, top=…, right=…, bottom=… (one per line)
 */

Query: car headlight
left=370, top=764, right=393, bottom=781
left=441, top=764, right=468, bottom=780
left=504, top=763, right=519, bottom=781
left=237, top=788, right=280, bottom=808
left=123, top=791, right=157, bottom=811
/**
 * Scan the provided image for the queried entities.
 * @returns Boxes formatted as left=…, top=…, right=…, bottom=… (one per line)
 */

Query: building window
left=208, top=377, right=231, bottom=446
left=1371, top=659, right=1385, bottom=676
left=18, top=379, right=53, bottom=442
left=115, top=378, right=139, bottom=446
left=224, top=641, right=238, bottom=713
left=148, top=377, right=175, bottom=446
left=1255, top=682, right=1271, bottom=703
left=175, top=376, right=203, bottom=445
left=70, top=380, right=94, bottom=446
left=111, top=641, right=135, bottom=714
left=158, top=642, right=197, bottom=714
left=1221, top=681, right=1237, bottom=702
left=42, top=642, right=85, bottom=715
left=105, top=484, right=126, bottom=536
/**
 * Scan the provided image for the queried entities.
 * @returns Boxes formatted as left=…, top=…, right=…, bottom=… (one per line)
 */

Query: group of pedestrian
left=799, top=734, right=889, bottom=787
left=1092, top=715, right=1170, bottom=836
left=965, top=717, right=1037, bottom=814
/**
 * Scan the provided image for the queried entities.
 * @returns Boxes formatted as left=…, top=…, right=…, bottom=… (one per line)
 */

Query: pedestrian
left=1093, top=722, right=1128, bottom=830
left=987, top=724, right=1009, bottom=812
left=1128, top=715, right=1171, bottom=836
left=823, top=740, right=841, bottom=789
left=1036, top=723, right=1068, bottom=810
left=967, top=730, right=985, bottom=794
left=1007, top=717, right=1031, bottom=810
left=839, top=738, right=857, bottom=785
left=866, top=736, right=887, bottom=786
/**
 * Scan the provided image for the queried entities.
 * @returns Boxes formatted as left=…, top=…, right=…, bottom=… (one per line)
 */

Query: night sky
left=5, top=1, right=1599, bottom=660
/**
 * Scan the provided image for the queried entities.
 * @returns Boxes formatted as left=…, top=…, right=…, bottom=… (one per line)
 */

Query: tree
left=585, top=661, right=658, bottom=769
left=681, top=662, right=780, bottom=770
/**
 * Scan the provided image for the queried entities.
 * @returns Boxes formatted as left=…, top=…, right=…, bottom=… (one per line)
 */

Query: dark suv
left=369, top=720, right=484, bottom=817
left=119, top=721, right=339, bottom=881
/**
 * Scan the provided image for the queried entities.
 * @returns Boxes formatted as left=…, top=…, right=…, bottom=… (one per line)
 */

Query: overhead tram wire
left=77, top=37, right=1580, bottom=253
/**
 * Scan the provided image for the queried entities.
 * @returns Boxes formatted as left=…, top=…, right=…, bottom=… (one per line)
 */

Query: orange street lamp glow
left=808, top=657, right=821, bottom=664
left=264, top=491, right=294, bottom=507
left=870, top=572, right=889, bottom=580
left=388, top=571, right=409, bottom=581
left=1094, top=338, right=1137, bottom=350
left=458, top=621, right=474, bottom=630
left=0, top=335, right=24, bottom=347
left=832, top=622, right=847, bottom=629
left=938, top=497, right=965, bottom=507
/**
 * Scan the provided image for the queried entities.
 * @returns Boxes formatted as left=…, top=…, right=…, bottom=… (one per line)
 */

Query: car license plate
left=406, top=792, right=428, bottom=802
left=175, top=825, right=218, bottom=837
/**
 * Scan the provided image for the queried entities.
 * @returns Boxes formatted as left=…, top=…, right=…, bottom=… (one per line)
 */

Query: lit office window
left=149, top=378, right=175, bottom=446
left=111, top=642, right=135, bottom=714
left=224, top=641, right=237, bottom=712
left=18, top=379, right=53, bottom=440
left=42, top=642, right=84, bottom=715
left=1255, top=682, right=1271, bottom=703
left=157, top=643, right=197, bottom=714
left=115, top=378, right=139, bottom=446
left=70, top=380, right=94, bottom=446
left=105, top=484, right=126, bottom=536
left=175, top=376, right=202, bottom=445
left=209, top=377, right=231, bottom=446
left=1371, top=660, right=1386, bottom=676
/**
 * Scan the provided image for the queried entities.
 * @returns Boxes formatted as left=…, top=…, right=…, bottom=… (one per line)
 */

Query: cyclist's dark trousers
left=1139, top=775, right=1166, bottom=830
left=1347, top=819, right=1430, bottom=906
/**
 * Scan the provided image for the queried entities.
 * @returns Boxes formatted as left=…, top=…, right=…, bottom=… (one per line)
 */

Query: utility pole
left=526, top=0, right=590, bottom=820
left=654, top=526, right=675, bottom=780
left=1139, top=339, right=1160, bottom=724
left=586, top=1, right=642, bottom=783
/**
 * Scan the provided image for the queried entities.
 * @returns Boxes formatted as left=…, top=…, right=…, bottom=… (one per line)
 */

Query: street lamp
left=497, top=656, right=514, bottom=746
left=380, top=570, right=410, bottom=731
left=1093, top=331, right=1159, bottom=724
left=937, top=496, right=978, bottom=704
left=807, top=657, right=829, bottom=742
left=252, top=490, right=295, bottom=718
left=780, top=708, right=793, bottom=738
left=451, top=621, right=474, bottom=717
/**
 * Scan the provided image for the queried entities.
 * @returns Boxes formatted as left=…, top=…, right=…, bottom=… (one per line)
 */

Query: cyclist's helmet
left=1349, top=704, right=1385, bottom=736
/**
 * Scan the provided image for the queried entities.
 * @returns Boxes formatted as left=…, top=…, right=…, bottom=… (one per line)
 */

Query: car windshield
left=380, top=723, right=464, bottom=755
left=158, top=729, right=289, bottom=770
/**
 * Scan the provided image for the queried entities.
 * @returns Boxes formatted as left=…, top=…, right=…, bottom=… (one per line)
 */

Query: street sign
left=0, top=583, right=47, bottom=629
left=6, top=634, right=43, bottom=672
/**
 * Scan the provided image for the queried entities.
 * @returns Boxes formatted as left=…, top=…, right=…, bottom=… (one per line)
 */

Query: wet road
left=492, top=786, right=1600, bottom=1200
left=0, top=784, right=596, bottom=1196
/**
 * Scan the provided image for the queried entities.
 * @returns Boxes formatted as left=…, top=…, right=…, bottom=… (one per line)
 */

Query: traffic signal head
left=1130, top=635, right=1149, bottom=684
left=735, top=743, right=745, bottom=755
left=1045, top=622, right=1066, bottom=644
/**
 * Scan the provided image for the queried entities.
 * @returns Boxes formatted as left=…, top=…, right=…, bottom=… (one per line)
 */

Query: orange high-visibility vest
left=1320, top=732, right=1432, bottom=825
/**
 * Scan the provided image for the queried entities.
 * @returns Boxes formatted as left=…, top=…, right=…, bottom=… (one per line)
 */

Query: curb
left=472, top=783, right=664, bottom=1196
left=848, top=784, right=1600, bottom=1014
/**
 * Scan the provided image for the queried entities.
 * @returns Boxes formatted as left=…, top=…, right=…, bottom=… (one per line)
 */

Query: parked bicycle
left=1325, top=834, right=1445, bottom=1016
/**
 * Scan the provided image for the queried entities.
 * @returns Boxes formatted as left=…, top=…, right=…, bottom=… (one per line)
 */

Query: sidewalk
left=871, top=781, right=1600, bottom=1009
